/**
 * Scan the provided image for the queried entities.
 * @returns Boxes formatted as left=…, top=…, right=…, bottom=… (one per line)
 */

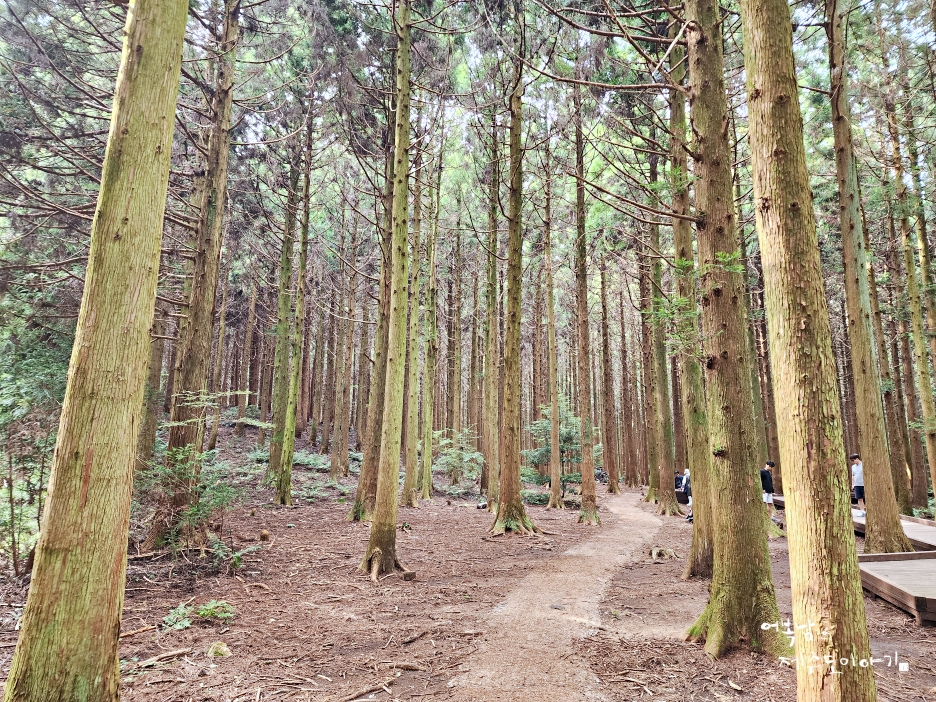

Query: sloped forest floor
left=0, top=427, right=932, bottom=701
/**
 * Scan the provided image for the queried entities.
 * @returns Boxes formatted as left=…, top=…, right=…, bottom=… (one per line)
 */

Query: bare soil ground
left=0, top=432, right=933, bottom=701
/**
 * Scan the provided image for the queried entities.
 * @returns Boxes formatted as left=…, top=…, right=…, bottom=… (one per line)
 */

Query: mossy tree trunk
left=403, top=154, right=423, bottom=507
left=492, top=69, right=538, bottom=536
left=573, top=77, right=599, bottom=526
left=619, top=294, right=640, bottom=487
left=685, top=0, right=786, bottom=657
left=206, top=265, right=229, bottom=452
left=234, top=285, right=257, bottom=437
left=483, top=113, right=501, bottom=510
left=151, top=0, right=239, bottom=549
left=3, top=1, right=187, bottom=697
left=268, top=161, right=300, bottom=482
left=331, top=225, right=357, bottom=479
left=137, top=309, right=166, bottom=467
left=544, top=154, right=563, bottom=510
left=362, top=0, right=411, bottom=579
left=671, top=23, right=712, bottom=575
left=279, top=127, right=315, bottom=504
left=420, top=156, right=442, bottom=501
left=826, top=0, right=910, bottom=551
left=351, top=142, right=394, bottom=521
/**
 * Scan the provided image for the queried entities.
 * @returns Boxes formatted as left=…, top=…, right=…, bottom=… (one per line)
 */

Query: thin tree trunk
left=619, top=295, right=640, bottom=487
left=268, top=163, right=300, bottom=480
left=544, top=156, right=563, bottom=509
left=331, top=227, right=357, bottom=479
left=235, top=285, right=257, bottom=437
left=600, top=261, right=620, bottom=493
left=420, top=153, right=442, bottom=501
left=308, top=304, right=325, bottom=446
left=362, top=0, right=411, bottom=578
left=402, top=155, right=423, bottom=506
left=138, top=310, right=167, bottom=466
left=319, top=288, right=339, bottom=455
left=483, top=113, right=501, bottom=510
left=355, top=297, right=372, bottom=450
left=206, top=268, right=229, bottom=452
left=573, top=77, right=598, bottom=525
left=153, top=0, right=239, bottom=548
left=3, top=1, right=187, bottom=695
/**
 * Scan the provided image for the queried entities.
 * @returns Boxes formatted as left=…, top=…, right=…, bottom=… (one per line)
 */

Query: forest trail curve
left=447, top=491, right=665, bottom=702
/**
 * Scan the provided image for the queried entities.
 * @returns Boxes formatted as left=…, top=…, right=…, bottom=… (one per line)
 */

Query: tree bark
left=483, top=113, right=501, bottom=510
left=685, top=0, right=786, bottom=656
left=544, top=157, right=563, bottom=509
left=402, top=154, right=423, bottom=506
left=235, top=285, right=257, bottom=437
left=3, top=1, right=187, bottom=696
left=420, top=154, right=442, bottom=501
left=362, top=0, right=411, bottom=578
left=138, top=310, right=167, bottom=467
left=826, top=0, right=910, bottom=550
left=491, top=67, right=537, bottom=535
left=600, top=261, right=620, bottom=493
left=730, top=0, right=877, bottom=697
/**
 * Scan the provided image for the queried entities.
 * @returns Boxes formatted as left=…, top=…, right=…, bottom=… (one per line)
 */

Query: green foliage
left=206, top=533, right=260, bottom=570
left=196, top=600, right=236, bottom=622
left=293, top=450, right=330, bottom=472
left=520, top=467, right=551, bottom=485
left=163, top=603, right=193, bottom=631
left=136, top=447, right=244, bottom=548
left=523, top=398, right=582, bottom=470
left=521, top=489, right=549, bottom=505
left=249, top=447, right=270, bottom=463
left=433, top=428, right=484, bottom=485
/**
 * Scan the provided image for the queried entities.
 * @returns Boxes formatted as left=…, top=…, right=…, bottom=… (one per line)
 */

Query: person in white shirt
left=850, top=453, right=865, bottom=516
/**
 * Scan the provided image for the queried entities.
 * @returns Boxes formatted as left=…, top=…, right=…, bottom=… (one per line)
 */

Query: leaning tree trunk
left=152, top=0, right=239, bottom=549
left=492, top=69, right=538, bottom=536
left=733, top=0, right=877, bottom=695
left=573, top=77, right=599, bottom=526
left=685, top=0, right=786, bottom=657
left=361, top=0, right=411, bottom=579
left=670, top=36, right=712, bottom=576
left=826, top=0, right=910, bottom=552
left=3, top=1, right=187, bottom=698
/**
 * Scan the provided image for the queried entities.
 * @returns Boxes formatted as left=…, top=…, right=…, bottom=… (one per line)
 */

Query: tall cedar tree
left=670, top=35, right=712, bottom=575
left=3, top=1, right=188, bottom=697
left=825, top=0, right=910, bottom=552
left=736, top=0, right=876, bottom=693
left=361, top=0, right=412, bottom=578
left=149, top=0, right=239, bottom=549
left=573, top=77, right=599, bottom=525
left=684, top=0, right=786, bottom=655
left=492, top=61, right=539, bottom=535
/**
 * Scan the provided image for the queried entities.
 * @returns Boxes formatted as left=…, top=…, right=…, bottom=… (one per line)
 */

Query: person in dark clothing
left=761, top=461, right=777, bottom=521
left=683, top=469, right=692, bottom=521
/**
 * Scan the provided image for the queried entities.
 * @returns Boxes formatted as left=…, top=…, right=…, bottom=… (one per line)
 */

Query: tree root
left=360, top=546, right=406, bottom=582
left=546, top=495, right=565, bottom=509
left=490, top=510, right=541, bottom=536
left=644, top=487, right=658, bottom=504
left=578, top=506, right=600, bottom=525
left=657, top=497, right=683, bottom=517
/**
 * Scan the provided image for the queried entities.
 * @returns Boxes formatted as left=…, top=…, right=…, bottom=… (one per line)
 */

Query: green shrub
left=196, top=600, right=236, bottom=622
left=163, top=603, right=193, bottom=630
left=521, top=489, right=549, bottom=505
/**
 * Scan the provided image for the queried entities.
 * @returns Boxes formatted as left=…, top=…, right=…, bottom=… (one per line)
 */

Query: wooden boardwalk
left=772, top=496, right=936, bottom=623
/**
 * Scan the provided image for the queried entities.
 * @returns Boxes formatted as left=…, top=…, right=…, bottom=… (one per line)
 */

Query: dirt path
left=448, top=492, right=666, bottom=702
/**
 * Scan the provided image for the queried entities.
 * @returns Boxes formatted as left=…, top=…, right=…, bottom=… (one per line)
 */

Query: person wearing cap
left=850, top=454, right=865, bottom=516
left=761, top=461, right=777, bottom=521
